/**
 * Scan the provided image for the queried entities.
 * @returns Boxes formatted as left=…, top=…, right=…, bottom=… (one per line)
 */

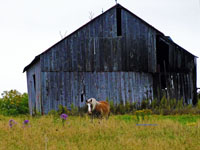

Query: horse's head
left=86, top=98, right=96, bottom=114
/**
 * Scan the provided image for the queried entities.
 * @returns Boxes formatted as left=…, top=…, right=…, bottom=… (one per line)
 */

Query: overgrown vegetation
left=48, top=104, right=88, bottom=117
left=0, top=115, right=200, bottom=150
left=0, top=90, right=200, bottom=116
left=108, top=95, right=200, bottom=116
left=0, top=90, right=29, bottom=116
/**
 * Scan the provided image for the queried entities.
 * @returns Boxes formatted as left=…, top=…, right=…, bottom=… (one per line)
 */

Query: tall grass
left=0, top=115, right=200, bottom=150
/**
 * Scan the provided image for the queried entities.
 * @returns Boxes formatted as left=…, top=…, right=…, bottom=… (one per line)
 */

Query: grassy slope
left=0, top=115, right=200, bottom=150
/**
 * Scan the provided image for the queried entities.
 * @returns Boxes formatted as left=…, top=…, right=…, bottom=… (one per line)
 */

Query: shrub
left=0, top=90, right=29, bottom=116
left=78, top=105, right=88, bottom=117
left=109, top=100, right=115, bottom=114
left=197, top=99, right=200, bottom=109
left=57, top=104, right=69, bottom=116
left=160, top=96, right=169, bottom=110
left=176, top=97, right=184, bottom=110
left=70, top=103, right=79, bottom=116
left=135, top=109, right=152, bottom=121
left=141, top=99, right=150, bottom=109
left=125, top=101, right=131, bottom=114
left=115, top=101, right=126, bottom=115
left=48, top=109, right=58, bottom=116
left=150, top=98, right=158, bottom=110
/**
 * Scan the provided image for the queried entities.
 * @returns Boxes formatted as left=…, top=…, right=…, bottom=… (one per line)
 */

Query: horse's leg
left=90, top=113, right=94, bottom=123
left=105, top=113, right=109, bottom=120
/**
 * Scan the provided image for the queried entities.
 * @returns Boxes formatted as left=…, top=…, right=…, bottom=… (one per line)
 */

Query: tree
left=0, top=90, right=29, bottom=116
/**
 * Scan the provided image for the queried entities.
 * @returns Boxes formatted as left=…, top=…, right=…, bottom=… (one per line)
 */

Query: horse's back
left=99, top=101, right=109, bottom=105
left=96, top=101, right=110, bottom=114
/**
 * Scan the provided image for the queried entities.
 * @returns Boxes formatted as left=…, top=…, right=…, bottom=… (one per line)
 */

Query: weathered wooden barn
left=23, top=4, right=197, bottom=115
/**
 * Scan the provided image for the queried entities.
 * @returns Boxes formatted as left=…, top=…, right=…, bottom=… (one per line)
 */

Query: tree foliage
left=0, top=90, right=29, bottom=116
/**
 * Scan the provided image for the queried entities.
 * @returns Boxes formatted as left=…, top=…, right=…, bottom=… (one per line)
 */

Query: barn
left=23, top=4, right=197, bottom=115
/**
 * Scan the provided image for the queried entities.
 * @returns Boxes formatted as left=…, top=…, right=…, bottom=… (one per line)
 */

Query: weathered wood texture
left=40, top=6, right=158, bottom=73
left=153, top=73, right=194, bottom=104
left=41, top=72, right=153, bottom=114
left=41, top=37, right=123, bottom=72
left=26, top=61, right=41, bottom=115
left=159, top=37, right=195, bottom=73
left=121, top=9, right=157, bottom=73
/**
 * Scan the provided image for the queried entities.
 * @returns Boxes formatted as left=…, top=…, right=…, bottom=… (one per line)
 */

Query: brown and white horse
left=86, top=98, right=110, bottom=119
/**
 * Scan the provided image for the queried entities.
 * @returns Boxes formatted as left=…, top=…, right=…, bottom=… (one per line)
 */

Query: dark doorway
left=32, top=74, right=36, bottom=91
left=156, top=37, right=169, bottom=72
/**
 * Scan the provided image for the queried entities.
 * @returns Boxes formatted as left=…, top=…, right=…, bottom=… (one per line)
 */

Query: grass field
left=0, top=114, right=200, bottom=150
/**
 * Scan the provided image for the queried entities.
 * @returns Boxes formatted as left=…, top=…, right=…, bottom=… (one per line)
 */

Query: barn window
left=32, top=74, right=36, bottom=91
left=116, top=7, right=122, bottom=36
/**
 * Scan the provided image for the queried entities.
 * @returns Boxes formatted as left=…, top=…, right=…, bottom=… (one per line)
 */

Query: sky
left=0, top=0, right=200, bottom=95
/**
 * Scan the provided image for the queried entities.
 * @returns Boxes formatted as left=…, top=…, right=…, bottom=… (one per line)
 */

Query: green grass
left=156, top=115, right=200, bottom=125
left=0, top=114, right=200, bottom=150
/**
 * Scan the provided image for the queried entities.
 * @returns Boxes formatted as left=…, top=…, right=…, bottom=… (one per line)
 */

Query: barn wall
left=40, top=37, right=125, bottom=72
left=155, top=37, right=197, bottom=103
left=153, top=72, right=194, bottom=104
left=26, top=61, right=41, bottom=115
left=120, top=8, right=157, bottom=73
left=41, top=72, right=153, bottom=114
left=158, top=37, right=195, bottom=73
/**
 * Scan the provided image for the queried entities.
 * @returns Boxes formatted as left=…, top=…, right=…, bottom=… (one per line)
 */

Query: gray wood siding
left=40, top=7, right=157, bottom=73
left=26, top=61, right=41, bottom=115
left=41, top=72, right=153, bottom=114
left=153, top=72, right=194, bottom=104
left=41, top=37, right=124, bottom=72
left=169, top=45, right=195, bottom=73
left=121, top=9, right=157, bottom=73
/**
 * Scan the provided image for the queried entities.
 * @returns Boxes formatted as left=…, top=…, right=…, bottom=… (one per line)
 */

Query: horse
left=86, top=98, right=110, bottom=119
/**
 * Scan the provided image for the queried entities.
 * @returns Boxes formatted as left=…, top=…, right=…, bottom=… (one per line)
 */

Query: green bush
left=115, top=101, right=126, bottom=115
left=0, top=90, right=29, bottom=116
left=78, top=105, right=88, bottom=117
left=125, top=101, right=131, bottom=114
left=141, top=99, right=150, bottom=109
left=197, top=99, right=200, bottom=109
left=109, top=100, right=116, bottom=114
left=57, top=104, right=69, bottom=115
left=150, top=98, right=158, bottom=110
left=70, top=103, right=79, bottom=116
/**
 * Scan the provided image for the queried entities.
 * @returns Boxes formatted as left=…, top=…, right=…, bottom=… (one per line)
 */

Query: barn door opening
left=81, top=84, right=85, bottom=102
left=156, top=36, right=169, bottom=73
left=31, top=74, right=36, bottom=115
left=33, top=74, right=36, bottom=91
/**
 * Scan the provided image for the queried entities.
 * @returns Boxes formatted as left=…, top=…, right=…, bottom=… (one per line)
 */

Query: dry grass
left=0, top=115, right=200, bottom=150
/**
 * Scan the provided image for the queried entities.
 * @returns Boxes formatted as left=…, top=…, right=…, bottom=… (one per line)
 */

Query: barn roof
left=23, top=3, right=197, bottom=72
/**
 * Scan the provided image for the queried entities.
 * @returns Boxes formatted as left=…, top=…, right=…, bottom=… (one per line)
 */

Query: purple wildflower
left=9, top=119, right=17, bottom=128
left=60, top=113, right=68, bottom=120
left=23, top=120, right=29, bottom=125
